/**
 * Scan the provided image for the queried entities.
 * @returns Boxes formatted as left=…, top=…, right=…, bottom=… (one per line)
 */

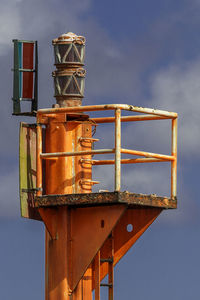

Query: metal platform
left=35, top=191, right=177, bottom=209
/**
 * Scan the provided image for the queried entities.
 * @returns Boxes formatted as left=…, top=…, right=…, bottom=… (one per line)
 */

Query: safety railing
left=36, top=104, right=177, bottom=199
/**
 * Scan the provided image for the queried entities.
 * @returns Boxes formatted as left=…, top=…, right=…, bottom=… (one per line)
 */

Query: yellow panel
left=19, top=122, right=41, bottom=220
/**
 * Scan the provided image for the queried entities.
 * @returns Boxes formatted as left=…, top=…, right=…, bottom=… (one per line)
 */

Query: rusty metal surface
left=36, top=191, right=177, bottom=209
left=121, top=148, right=174, bottom=161
left=52, top=32, right=86, bottom=108
left=37, top=103, right=178, bottom=118
left=35, top=102, right=178, bottom=299
left=91, top=114, right=172, bottom=123
left=37, top=105, right=178, bottom=200
left=40, top=148, right=115, bottom=159
left=42, top=117, right=93, bottom=195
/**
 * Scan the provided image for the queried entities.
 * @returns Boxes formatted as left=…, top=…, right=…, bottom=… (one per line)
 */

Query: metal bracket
left=21, top=188, right=43, bottom=193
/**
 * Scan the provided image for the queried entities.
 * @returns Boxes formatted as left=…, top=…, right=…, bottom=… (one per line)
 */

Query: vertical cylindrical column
left=45, top=118, right=74, bottom=195
left=52, top=32, right=86, bottom=108
left=45, top=32, right=92, bottom=300
left=115, top=109, right=121, bottom=191
left=171, top=118, right=177, bottom=199
left=45, top=117, right=93, bottom=195
left=45, top=117, right=71, bottom=299
left=45, top=115, right=93, bottom=300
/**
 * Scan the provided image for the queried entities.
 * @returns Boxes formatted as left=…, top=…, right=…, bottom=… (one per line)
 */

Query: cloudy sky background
left=0, top=0, right=200, bottom=299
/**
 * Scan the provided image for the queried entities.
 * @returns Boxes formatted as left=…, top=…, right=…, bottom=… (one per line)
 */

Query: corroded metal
left=35, top=191, right=177, bottom=209
left=91, top=114, right=172, bottom=123
left=91, top=158, right=167, bottom=165
left=37, top=103, right=178, bottom=118
left=121, top=148, right=175, bottom=161
left=40, top=148, right=115, bottom=159
left=52, top=32, right=86, bottom=107
left=37, top=104, right=178, bottom=200
left=52, top=32, right=85, bottom=68
left=52, top=68, right=85, bottom=102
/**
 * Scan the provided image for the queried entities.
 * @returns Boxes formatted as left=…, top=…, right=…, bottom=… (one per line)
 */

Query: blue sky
left=0, top=0, right=200, bottom=299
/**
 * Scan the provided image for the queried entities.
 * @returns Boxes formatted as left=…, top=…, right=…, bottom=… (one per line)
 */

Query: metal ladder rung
left=100, top=283, right=113, bottom=287
left=79, top=137, right=99, bottom=142
left=79, top=179, right=100, bottom=185
left=79, top=158, right=98, bottom=165
left=100, top=258, right=113, bottom=263
left=94, top=234, right=114, bottom=300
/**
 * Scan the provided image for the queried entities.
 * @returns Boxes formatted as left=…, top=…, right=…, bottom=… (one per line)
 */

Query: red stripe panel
left=22, top=43, right=34, bottom=99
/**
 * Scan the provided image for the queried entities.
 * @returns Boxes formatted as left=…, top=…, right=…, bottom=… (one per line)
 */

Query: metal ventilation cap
left=52, top=32, right=85, bottom=45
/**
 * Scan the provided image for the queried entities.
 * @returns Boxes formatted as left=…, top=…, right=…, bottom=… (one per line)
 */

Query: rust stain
left=35, top=191, right=177, bottom=209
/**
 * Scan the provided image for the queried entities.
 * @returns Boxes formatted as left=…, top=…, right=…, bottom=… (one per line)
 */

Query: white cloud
left=94, top=164, right=169, bottom=195
left=0, top=0, right=92, bottom=56
left=150, top=59, right=200, bottom=158
left=0, top=2, right=21, bottom=54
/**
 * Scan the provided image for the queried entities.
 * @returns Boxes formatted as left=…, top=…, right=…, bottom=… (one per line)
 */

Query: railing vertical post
left=36, top=124, right=43, bottom=196
left=171, top=118, right=177, bottom=199
left=115, top=108, right=121, bottom=191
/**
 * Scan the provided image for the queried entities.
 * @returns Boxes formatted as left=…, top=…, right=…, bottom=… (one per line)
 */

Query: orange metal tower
left=16, top=33, right=178, bottom=300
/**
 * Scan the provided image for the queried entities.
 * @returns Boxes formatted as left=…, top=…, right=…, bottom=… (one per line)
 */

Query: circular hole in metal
left=127, top=224, right=133, bottom=232
left=101, top=220, right=105, bottom=228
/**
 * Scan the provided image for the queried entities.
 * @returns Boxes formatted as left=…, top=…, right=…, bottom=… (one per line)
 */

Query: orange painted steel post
left=115, top=108, right=121, bottom=191
left=36, top=124, right=42, bottom=197
left=45, top=116, right=70, bottom=300
left=94, top=251, right=101, bottom=300
left=44, top=116, right=93, bottom=300
left=171, top=118, right=177, bottom=199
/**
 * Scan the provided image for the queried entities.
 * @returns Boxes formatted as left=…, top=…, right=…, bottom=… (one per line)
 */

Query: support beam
left=94, top=251, right=100, bottom=300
